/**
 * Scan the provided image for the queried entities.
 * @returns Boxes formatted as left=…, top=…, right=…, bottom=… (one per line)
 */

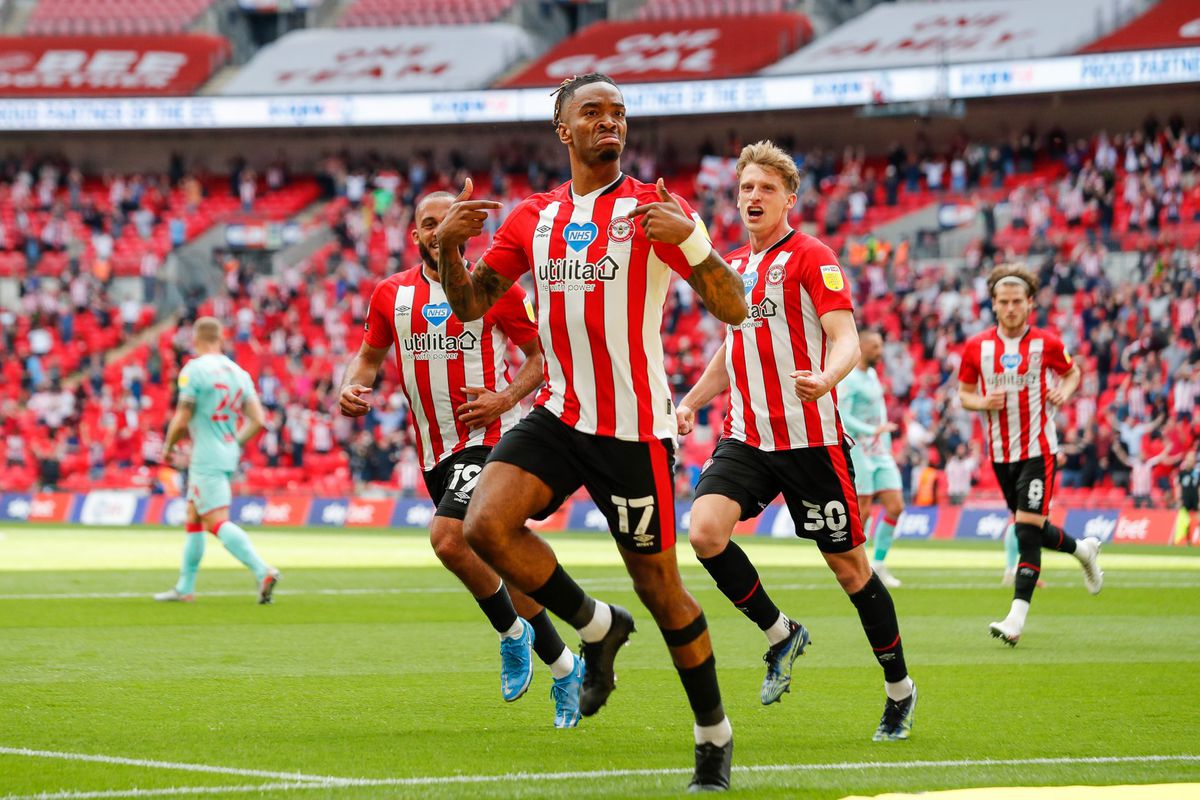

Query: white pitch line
left=2, top=579, right=1199, bottom=602
left=0, top=748, right=333, bottom=783
left=3, top=752, right=1199, bottom=800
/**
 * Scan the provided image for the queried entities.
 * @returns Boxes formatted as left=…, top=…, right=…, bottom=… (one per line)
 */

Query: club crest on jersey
left=766, top=264, right=786, bottom=285
left=421, top=303, right=452, bottom=327
left=820, top=264, right=844, bottom=291
left=607, top=217, right=634, bottom=243
left=563, top=221, right=598, bottom=251
left=1000, top=353, right=1023, bottom=370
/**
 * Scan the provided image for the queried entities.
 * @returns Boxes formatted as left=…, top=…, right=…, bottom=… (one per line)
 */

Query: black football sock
left=848, top=573, right=908, bottom=683
left=528, top=563, right=597, bottom=629
left=662, top=614, right=727, bottom=732
left=697, top=541, right=782, bottom=630
left=1041, top=521, right=1078, bottom=554
left=527, top=609, right=570, bottom=665
left=475, top=583, right=519, bottom=634
left=1014, top=522, right=1043, bottom=603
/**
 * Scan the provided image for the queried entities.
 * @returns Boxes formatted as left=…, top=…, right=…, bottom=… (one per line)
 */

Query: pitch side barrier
left=0, top=491, right=1176, bottom=545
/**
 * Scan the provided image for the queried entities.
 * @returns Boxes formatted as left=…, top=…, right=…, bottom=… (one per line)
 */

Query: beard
left=419, top=241, right=465, bottom=272
left=596, top=147, right=620, bottom=163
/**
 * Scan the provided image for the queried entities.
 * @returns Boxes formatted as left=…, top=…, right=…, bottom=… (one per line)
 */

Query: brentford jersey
left=958, top=326, right=1074, bottom=464
left=364, top=266, right=537, bottom=471
left=482, top=173, right=700, bottom=442
left=721, top=230, right=853, bottom=451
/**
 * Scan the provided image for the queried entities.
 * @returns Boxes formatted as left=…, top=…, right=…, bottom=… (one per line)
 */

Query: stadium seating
left=636, top=0, right=798, bottom=20
left=24, top=0, right=218, bottom=36
left=338, top=0, right=515, bottom=28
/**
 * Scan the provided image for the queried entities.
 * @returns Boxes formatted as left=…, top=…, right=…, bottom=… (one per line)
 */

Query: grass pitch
left=1, top=526, right=1199, bottom=799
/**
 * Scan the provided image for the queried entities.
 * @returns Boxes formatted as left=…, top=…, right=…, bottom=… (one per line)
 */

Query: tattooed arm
left=629, top=179, right=748, bottom=326
left=684, top=251, right=749, bottom=326
left=435, top=178, right=514, bottom=321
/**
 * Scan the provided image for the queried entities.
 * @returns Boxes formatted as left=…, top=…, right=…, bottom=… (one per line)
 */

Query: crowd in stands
left=5, top=116, right=1200, bottom=511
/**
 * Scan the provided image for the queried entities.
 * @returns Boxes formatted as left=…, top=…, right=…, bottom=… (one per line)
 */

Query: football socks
left=848, top=573, right=909, bottom=684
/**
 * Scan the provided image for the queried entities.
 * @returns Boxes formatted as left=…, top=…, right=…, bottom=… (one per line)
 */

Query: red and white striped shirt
left=482, top=173, right=698, bottom=442
left=959, top=326, right=1074, bottom=464
left=721, top=230, right=853, bottom=451
left=363, top=266, right=538, bottom=471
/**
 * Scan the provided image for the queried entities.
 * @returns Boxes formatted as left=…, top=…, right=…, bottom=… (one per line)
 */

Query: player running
left=957, top=264, right=1103, bottom=647
left=338, top=191, right=584, bottom=728
left=676, top=140, right=917, bottom=742
left=155, top=317, right=281, bottom=605
left=435, top=74, right=748, bottom=791
left=1173, top=450, right=1199, bottom=546
left=839, top=331, right=906, bottom=588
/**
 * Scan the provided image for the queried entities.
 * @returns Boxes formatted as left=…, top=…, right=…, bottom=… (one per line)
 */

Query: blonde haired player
left=156, top=317, right=280, bottom=604
left=677, top=140, right=917, bottom=742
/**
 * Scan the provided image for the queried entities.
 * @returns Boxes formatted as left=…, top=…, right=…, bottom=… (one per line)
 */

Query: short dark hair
left=551, top=73, right=619, bottom=128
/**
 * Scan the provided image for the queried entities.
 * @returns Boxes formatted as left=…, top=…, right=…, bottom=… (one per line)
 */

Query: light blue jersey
left=177, top=353, right=257, bottom=474
left=839, top=365, right=902, bottom=496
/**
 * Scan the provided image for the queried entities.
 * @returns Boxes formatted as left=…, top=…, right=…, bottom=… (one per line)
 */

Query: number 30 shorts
left=694, top=438, right=866, bottom=553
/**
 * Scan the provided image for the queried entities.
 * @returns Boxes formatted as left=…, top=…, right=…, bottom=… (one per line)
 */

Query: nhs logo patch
left=1000, top=353, right=1022, bottom=370
left=422, top=303, right=452, bottom=327
left=741, top=271, right=758, bottom=294
left=563, top=221, right=598, bottom=252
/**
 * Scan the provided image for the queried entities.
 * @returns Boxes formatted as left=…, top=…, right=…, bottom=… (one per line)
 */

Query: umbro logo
left=535, top=225, right=552, bottom=235
left=396, top=305, right=411, bottom=315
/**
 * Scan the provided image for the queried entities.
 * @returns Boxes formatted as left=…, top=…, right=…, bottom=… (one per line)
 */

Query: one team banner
left=0, top=35, right=230, bottom=96
left=220, top=25, right=538, bottom=95
left=0, top=491, right=1181, bottom=545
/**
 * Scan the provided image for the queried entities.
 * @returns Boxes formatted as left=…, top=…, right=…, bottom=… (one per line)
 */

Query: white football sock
left=764, top=612, right=792, bottom=646
left=694, top=717, right=733, bottom=746
left=885, top=677, right=914, bottom=702
left=578, top=601, right=612, bottom=643
left=548, top=646, right=575, bottom=679
left=500, top=618, right=525, bottom=640
left=1006, top=599, right=1030, bottom=628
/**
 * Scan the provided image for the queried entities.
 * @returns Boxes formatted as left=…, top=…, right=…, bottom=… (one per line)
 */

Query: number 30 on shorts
left=801, top=500, right=848, bottom=533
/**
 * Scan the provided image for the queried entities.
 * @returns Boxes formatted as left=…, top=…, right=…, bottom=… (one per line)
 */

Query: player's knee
left=461, top=510, right=503, bottom=558
left=833, top=557, right=871, bottom=594
left=430, top=521, right=471, bottom=570
left=687, top=523, right=727, bottom=559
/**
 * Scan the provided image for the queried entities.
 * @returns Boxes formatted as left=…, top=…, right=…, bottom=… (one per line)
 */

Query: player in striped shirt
left=958, top=264, right=1103, bottom=647
left=338, top=191, right=584, bottom=728
left=676, top=141, right=916, bottom=743
left=434, top=74, right=748, bottom=791
left=155, top=317, right=280, bottom=604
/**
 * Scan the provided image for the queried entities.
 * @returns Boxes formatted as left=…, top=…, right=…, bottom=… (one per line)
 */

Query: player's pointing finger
left=627, top=204, right=652, bottom=219
left=655, top=178, right=673, bottom=203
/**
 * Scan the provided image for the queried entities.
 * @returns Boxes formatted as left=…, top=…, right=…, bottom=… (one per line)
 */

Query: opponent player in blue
left=838, top=331, right=906, bottom=588
left=155, top=317, right=280, bottom=604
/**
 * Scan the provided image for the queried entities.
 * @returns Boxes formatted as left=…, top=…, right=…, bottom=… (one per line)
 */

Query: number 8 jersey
left=177, top=352, right=259, bottom=474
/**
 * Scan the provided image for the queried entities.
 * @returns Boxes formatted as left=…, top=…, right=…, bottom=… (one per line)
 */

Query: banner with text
left=503, top=14, right=810, bottom=88
left=764, top=0, right=1125, bottom=74
left=1081, top=0, right=1200, bottom=54
left=221, top=25, right=537, bottom=95
left=0, top=35, right=229, bottom=97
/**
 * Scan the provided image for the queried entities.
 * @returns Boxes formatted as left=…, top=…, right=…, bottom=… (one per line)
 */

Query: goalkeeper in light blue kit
left=155, top=317, right=280, bottom=604
left=838, top=331, right=905, bottom=588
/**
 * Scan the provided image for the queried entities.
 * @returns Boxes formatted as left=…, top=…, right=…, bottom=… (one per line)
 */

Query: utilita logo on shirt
left=537, top=255, right=620, bottom=292
left=402, top=329, right=478, bottom=360
left=736, top=297, right=778, bottom=329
